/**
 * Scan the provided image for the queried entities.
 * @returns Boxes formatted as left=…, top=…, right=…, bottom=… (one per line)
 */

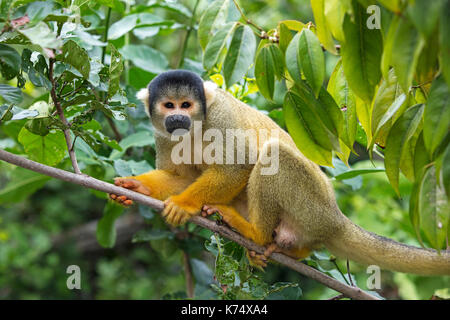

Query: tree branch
left=48, top=58, right=82, bottom=174
left=0, top=149, right=380, bottom=300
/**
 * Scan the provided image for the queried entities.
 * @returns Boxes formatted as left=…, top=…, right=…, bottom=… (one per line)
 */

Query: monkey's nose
left=165, top=114, right=191, bottom=134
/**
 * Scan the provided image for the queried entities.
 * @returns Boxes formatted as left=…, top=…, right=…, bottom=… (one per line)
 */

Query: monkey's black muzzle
left=165, top=114, right=191, bottom=134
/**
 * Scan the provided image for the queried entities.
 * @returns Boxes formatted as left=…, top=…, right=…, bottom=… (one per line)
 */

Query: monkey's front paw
left=163, top=196, right=198, bottom=226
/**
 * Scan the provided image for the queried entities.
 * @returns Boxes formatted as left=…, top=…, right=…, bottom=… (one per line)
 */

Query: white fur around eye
left=203, top=81, right=217, bottom=106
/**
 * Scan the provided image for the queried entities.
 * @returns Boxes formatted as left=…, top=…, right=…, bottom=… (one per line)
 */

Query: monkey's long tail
left=325, top=214, right=450, bottom=275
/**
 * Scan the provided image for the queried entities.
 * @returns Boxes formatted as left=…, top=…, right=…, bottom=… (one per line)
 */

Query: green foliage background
left=0, top=0, right=448, bottom=300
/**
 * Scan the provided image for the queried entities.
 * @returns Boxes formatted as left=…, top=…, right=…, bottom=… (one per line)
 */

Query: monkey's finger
left=123, top=200, right=133, bottom=206
left=109, top=194, right=117, bottom=200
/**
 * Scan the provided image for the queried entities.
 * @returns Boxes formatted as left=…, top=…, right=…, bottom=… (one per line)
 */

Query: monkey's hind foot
left=247, top=250, right=268, bottom=269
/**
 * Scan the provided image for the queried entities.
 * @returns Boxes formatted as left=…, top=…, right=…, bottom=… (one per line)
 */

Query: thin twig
left=232, top=0, right=264, bottom=33
left=0, top=149, right=380, bottom=300
left=176, top=0, right=200, bottom=69
left=331, top=258, right=351, bottom=286
left=347, top=259, right=354, bottom=286
left=48, top=58, right=82, bottom=174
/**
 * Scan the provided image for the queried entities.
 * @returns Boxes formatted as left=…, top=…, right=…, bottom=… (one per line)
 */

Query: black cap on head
left=147, top=70, right=207, bottom=116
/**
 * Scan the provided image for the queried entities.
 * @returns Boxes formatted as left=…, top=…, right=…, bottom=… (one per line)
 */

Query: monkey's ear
left=137, top=87, right=150, bottom=117
left=203, top=81, right=217, bottom=106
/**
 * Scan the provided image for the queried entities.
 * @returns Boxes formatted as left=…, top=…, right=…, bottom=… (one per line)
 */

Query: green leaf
left=327, top=59, right=357, bottom=156
left=391, top=16, right=425, bottom=93
left=418, top=166, right=449, bottom=251
left=423, top=76, right=450, bottom=158
left=440, top=0, right=450, bottom=89
left=223, top=25, right=256, bottom=88
left=370, top=69, right=406, bottom=148
left=96, top=201, right=124, bottom=248
left=203, top=22, right=237, bottom=70
left=57, top=40, right=91, bottom=79
left=285, top=32, right=302, bottom=84
left=310, top=0, right=337, bottom=54
left=324, top=0, right=350, bottom=42
left=0, top=84, right=22, bottom=103
left=18, top=21, right=62, bottom=49
left=109, top=131, right=154, bottom=160
left=108, top=43, right=123, bottom=98
left=278, top=22, right=294, bottom=53
left=198, top=0, right=230, bottom=50
left=440, top=143, right=450, bottom=199
left=0, top=44, right=21, bottom=80
left=334, top=168, right=385, bottom=180
left=413, top=132, right=430, bottom=181
left=21, top=50, right=52, bottom=89
left=385, top=104, right=425, bottom=194
left=119, top=44, right=168, bottom=74
left=254, top=44, right=284, bottom=101
left=18, top=127, right=66, bottom=166
left=341, top=3, right=382, bottom=103
left=407, top=0, right=444, bottom=37
left=381, top=15, right=400, bottom=80
left=113, top=159, right=152, bottom=177
left=298, top=29, right=325, bottom=97
left=283, top=91, right=332, bottom=166
left=0, top=167, right=50, bottom=205
left=108, top=14, right=138, bottom=40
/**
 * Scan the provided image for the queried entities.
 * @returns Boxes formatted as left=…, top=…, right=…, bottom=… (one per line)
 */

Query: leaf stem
left=49, top=58, right=82, bottom=175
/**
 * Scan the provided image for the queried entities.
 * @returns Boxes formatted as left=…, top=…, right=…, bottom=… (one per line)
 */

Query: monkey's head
left=137, top=70, right=216, bottom=137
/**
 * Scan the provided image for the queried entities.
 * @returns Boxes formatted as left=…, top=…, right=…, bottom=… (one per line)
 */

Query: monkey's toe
left=247, top=250, right=268, bottom=269
left=201, top=205, right=221, bottom=217
left=109, top=193, right=133, bottom=207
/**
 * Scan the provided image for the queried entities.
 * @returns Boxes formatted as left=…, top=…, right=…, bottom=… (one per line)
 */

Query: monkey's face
left=152, top=96, right=204, bottom=136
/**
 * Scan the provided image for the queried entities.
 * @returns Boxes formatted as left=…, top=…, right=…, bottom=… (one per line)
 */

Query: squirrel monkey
left=110, top=70, right=450, bottom=275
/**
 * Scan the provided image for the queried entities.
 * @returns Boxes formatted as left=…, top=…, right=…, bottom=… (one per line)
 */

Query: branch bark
left=0, top=149, right=380, bottom=300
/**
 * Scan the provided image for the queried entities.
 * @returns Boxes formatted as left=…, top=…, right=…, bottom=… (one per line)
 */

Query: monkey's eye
left=164, top=102, right=174, bottom=108
left=181, top=102, right=191, bottom=108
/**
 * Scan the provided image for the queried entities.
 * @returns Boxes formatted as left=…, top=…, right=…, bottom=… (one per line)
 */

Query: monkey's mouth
left=165, top=115, right=191, bottom=135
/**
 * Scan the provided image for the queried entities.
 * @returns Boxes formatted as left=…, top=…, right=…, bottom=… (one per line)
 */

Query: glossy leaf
left=223, top=25, right=256, bottom=88
left=385, top=104, right=425, bottom=194
left=391, top=16, right=425, bottom=93
left=285, top=32, right=302, bottom=84
left=119, top=44, right=168, bottom=74
left=418, top=166, right=449, bottom=251
left=440, top=0, right=450, bottom=89
left=298, top=29, right=325, bottom=97
left=423, top=76, right=450, bottom=158
left=341, top=4, right=382, bottom=103
left=57, top=40, right=91, bottom=79
left=327, top=59, right=357, bottom=159
left=0, top=44, right=21, bottom=80
left=255, top=44, right=284, bottom=100
left=203, top=22, right=237, bottom=70
left=18, top=127, right=66, bottom=166
left=0, top=84, right=22, bottom=103
left=310, top=0, right=337, bottom=54
left=96, top=201, right=124, bottom=248
left=283, top=91, right=332, bottom=166
left=198, top=0, right=229, bottom=50
left=108, top=44, right=123, bottom=98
